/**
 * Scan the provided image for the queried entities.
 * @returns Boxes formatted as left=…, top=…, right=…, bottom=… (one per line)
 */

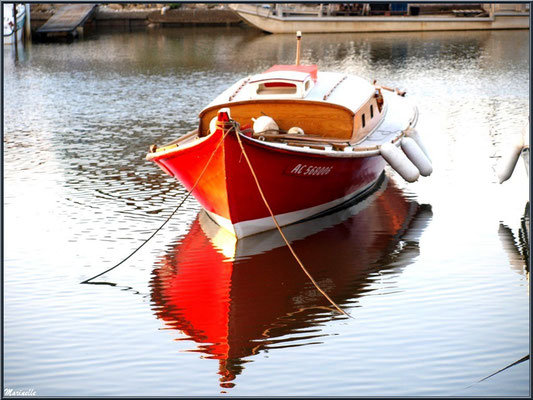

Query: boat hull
left=231, top=4, right=529, bottom=34
left=151, top=128, right=386, bottom=238
left=3, top=26, right=23, bottom=44
left=3, top=4, right=26, bottom=45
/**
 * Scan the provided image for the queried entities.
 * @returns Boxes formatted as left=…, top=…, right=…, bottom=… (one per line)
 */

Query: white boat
left=230, top=3, right=529, bottom=34
left=3, top=3, right=26, bottom=45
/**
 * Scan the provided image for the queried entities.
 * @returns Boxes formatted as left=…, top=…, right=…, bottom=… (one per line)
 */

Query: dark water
left=3, top=26, right=529, bottom=396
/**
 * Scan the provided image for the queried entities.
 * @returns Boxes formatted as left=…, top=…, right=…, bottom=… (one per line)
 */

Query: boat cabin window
left=370, top=105, right=374, bottom=118
left=362, top=113, right=366, bottom=128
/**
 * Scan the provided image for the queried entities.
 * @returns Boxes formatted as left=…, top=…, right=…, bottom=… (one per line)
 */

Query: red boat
left=147, top=33, right=432, bottom=238
left=150, top=177, right=433, bottom=389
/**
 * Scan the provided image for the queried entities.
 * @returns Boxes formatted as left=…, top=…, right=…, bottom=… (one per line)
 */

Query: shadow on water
left=149, top=176, right=433, bottom=390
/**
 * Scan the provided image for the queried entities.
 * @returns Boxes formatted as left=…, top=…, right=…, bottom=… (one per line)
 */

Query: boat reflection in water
left=150, top=175, right=432, bottom=389
left=499, top=201, right=530, bottom=279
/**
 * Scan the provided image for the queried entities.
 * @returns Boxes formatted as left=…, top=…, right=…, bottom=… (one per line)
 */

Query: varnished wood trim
left=254, top=132, right=351, bottom=144
left=199, top=99, right=356, bottom=140
left=323, top=75, right=347, bottom=100
left=199, top=99, right=355, bottom=119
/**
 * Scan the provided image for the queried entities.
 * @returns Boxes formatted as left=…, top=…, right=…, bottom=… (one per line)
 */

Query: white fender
left=288, top=126, right=305, bottom=135
left=401, top=137, right=433, bottom=176
left=404, top=128, right=431, bottom=162
left=522, top=120, right=530, bottom=147
left=252, top=116, right=279, bottom=134
left=209, top=116, right=217, bottom=134
left=522, top=147, right=529, bottom=177
left=521, top=120, right=529, bottom=176
left=497, top=134, right=524, bottom=183
left=380, top=142, right=420, bottom=183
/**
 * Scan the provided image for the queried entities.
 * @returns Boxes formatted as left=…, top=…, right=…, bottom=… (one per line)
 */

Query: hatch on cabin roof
left=248, top=65, right=318, bottom=100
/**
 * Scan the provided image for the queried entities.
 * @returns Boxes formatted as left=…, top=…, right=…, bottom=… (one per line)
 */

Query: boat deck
left=249, top=89, right=417, bottom=156
left=354, top=90, right=417, bottom=151
left=149, top=86, right=417, bottom=160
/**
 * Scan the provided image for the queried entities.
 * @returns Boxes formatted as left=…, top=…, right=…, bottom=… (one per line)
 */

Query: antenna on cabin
left=296, top=31, right=302, bottom=66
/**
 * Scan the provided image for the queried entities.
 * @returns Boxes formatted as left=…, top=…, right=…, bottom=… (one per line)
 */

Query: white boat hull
left=4, top=26, right=23, bottom=45
left=231, top=4, right=529, bottom=34
left=3, top=3, right=26, bottom=45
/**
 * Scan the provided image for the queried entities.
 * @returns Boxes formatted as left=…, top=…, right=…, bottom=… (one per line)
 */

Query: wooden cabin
left=198, top=65, right=385, bottom=145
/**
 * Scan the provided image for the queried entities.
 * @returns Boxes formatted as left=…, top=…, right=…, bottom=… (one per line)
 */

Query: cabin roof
left=202, top=70, right=375, bottom=115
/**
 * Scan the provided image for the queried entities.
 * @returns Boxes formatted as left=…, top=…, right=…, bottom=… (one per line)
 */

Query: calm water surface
left=3, top=26, right=530, bottom=396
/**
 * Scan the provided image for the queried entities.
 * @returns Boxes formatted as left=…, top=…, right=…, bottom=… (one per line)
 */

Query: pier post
left=13, top=4, right=18, bottom=53
left=25, top=4, right=31, bottom=42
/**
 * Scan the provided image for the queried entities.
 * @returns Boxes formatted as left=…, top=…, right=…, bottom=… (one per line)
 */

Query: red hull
left=151, top=127, right=385, bottom=237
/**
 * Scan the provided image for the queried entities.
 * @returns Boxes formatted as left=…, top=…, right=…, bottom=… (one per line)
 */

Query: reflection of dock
left=36, top=4, right=96, bottom=38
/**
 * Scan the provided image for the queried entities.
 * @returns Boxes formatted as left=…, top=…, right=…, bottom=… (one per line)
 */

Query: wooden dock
left=36, top=4, right=96, bottom=37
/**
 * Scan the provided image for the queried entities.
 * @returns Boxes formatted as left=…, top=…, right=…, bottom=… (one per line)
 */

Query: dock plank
left=37, top=4, right=96, bottom=34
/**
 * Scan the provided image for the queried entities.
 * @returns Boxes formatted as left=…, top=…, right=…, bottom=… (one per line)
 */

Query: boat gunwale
left=146, top=116, right=405, bottom=163
left=146, top=128, right=208, bottom=161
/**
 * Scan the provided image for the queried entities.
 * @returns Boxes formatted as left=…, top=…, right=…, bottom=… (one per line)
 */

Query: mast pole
left=295, top=31, right=302, bottom=66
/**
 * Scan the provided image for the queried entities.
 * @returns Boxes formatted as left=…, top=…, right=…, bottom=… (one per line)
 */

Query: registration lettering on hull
left=287, top=163, right=333, bottom=177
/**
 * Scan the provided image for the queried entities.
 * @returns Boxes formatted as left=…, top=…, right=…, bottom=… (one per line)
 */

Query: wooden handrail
left=228, top=77, right=251, bottom=101
left=323, top=75, right=347, bottom=100
left=253, top=131, right=351, bottom=145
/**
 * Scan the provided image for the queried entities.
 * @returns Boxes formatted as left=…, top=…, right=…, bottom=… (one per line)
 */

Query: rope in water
left=231, top=120, right=350, bottom=317
left=83, top=117, right=350, bottom=317
left=80, top=128, right=230, bottom=284
left=477, top=354, right=529, bottom=383
left=463, top=354, right=529, bottom=390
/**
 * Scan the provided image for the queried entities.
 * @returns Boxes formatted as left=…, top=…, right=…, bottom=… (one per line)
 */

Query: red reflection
left=150, top=177, right=431, bottom=389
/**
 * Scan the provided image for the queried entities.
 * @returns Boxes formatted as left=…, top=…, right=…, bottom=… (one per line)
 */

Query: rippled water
left=3, top=26, right=529, bottom=396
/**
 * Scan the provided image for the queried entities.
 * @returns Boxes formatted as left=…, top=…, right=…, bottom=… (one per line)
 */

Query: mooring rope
left=81, top=128, right=230, bottom=284
left=232, top=120, right=350, bottom=317
left=477, top=354, right=529, bottom=383
left=462, top=353, right=530, bottom=391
